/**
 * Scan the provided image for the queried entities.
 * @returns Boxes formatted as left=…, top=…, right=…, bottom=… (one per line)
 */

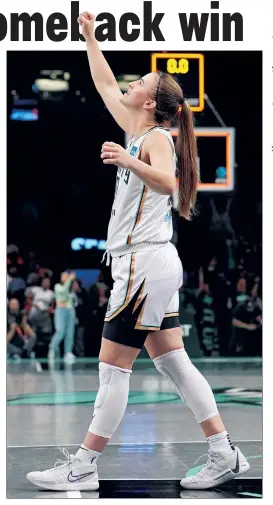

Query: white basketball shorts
left=103, top=242, right=183, bottom=348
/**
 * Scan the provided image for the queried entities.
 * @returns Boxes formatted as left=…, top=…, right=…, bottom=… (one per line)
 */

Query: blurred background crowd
left=7, top=201, right=262, bottom=360
left=7, top=244, right=110, bottom=361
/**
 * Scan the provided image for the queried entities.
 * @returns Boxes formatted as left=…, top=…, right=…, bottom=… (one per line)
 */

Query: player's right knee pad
left=153, top=348, right=218, bottom=423
left=89, top=361, right=131, bottom=439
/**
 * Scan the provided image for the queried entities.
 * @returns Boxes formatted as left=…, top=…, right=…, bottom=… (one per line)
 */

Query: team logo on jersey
left=130, top=145, right=138, bottom=156
left=164, top=210, right=172, bottom=222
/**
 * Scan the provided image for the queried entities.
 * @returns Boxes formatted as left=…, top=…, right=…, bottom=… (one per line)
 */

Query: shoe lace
left=193, top=450, right=218, bottom=475
left=49, top=447, right=77, bottom=471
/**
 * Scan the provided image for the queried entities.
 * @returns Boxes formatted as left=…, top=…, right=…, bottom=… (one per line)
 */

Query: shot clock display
left=151, top=53, right=205, bottom=112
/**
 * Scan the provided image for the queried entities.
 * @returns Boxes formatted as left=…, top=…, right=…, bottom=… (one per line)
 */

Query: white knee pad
left=89, top=362, right=131, bottom=438
left=153, top=349, right=218, bottom=423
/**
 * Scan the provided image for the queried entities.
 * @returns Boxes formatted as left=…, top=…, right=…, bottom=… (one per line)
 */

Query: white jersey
left=30, top=287, right=55, bottom=311
left=105, top=127, right=176, bottom=256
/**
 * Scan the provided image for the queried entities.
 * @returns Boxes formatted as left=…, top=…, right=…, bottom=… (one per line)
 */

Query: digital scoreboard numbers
left=151, top=53, right=205, bottom=112
left=171, top=128, right=235, bottom=192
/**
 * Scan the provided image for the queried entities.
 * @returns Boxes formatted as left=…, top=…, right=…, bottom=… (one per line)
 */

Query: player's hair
left=154, top=72, right=199, bottom=220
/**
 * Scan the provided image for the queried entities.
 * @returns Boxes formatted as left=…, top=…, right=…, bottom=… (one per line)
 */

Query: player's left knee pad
left=89, top=361, right=131, bottom=438
left=153, top=348, right=218, bottom=423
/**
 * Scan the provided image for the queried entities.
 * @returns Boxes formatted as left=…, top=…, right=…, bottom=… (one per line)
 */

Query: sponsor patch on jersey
left=130, top=145, right=138, bottom=156
left=164, top=211, right=171, bottom=222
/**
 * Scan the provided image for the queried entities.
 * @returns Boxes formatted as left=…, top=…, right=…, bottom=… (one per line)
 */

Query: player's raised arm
left=78, top=12, right=133, bottom=135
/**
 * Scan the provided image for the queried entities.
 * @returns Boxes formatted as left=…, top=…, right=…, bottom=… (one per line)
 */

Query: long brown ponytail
left=154, top=72, right=199, bottom=220
left=175, top=101, right=199, bottom=220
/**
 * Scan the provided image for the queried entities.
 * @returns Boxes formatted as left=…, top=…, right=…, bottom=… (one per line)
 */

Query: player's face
left=121, top=72, right=158, bottom=111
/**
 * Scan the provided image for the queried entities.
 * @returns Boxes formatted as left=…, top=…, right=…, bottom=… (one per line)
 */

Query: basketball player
left=26, top=12, right=249, bottom=492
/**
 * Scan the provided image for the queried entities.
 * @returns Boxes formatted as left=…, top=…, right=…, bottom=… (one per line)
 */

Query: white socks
left=153, top=348, right=219, bottom=424
left=207, top=431, right=235, bottom=454
left=76, top=444, right=101, bottom=464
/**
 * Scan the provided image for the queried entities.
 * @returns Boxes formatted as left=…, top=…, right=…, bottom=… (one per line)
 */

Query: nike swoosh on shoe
left=230, top=452, right=240, bottom=474
left=67, top=471, right=95, bottom=483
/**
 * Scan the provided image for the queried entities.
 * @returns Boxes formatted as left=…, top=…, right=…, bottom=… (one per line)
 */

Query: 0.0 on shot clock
left=151, top=53, right=205, bottom=112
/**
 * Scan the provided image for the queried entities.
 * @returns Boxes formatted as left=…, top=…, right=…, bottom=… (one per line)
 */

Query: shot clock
left=151, top=53, right=205, bottom=112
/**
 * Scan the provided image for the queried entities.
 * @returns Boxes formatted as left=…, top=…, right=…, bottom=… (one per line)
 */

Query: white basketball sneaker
left=180, top=446, right=250, bottom=490
left=26, top=447, right=99, bottom=491
left=64, top=352, right=76, bottom=364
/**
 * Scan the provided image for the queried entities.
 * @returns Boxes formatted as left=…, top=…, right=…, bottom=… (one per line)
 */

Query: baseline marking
left=67, top=491, right=81, bottom=498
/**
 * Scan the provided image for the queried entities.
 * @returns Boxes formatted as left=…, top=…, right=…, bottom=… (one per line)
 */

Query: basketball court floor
left=7, top=358, right=262, bottom=499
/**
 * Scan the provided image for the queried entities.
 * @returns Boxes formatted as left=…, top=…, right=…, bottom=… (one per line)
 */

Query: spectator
left=26, top=264, right=41, bottom=287
left=71, top=279, right=88, bottom=357
left=208, top=268, right=231, bottom=356
left=226, top=238, right=236, bottom=271
left=87, top=272, right=110, bottom=356
left=235, top=235, right=258, bottom=278
left=96, top=272, right=110, bottom=309
left=39, top=267, right=53, bottom=279
left=48, top=271, right=76, bottom=364
left=194, top=281, right=219, bottom=356
left=209, top=197, right=235, bottom=248
left=26, top=264, right=53, bottom=287
left=230, top=279, right=262, bottom=356
left=232, top=276, right=248, bottom=307
left=7, top=266, right=26, bottom=308
left=179, top=271, right=196, bottom=311
left=7, top=244, right=20, bottom=255
left=251, top=277, right=262, bottom=302
left=7, top=244, right=24, bottom=270
left=27, top=277, right=55, bottom=356
left=7, top=298, right=36, bottom=359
